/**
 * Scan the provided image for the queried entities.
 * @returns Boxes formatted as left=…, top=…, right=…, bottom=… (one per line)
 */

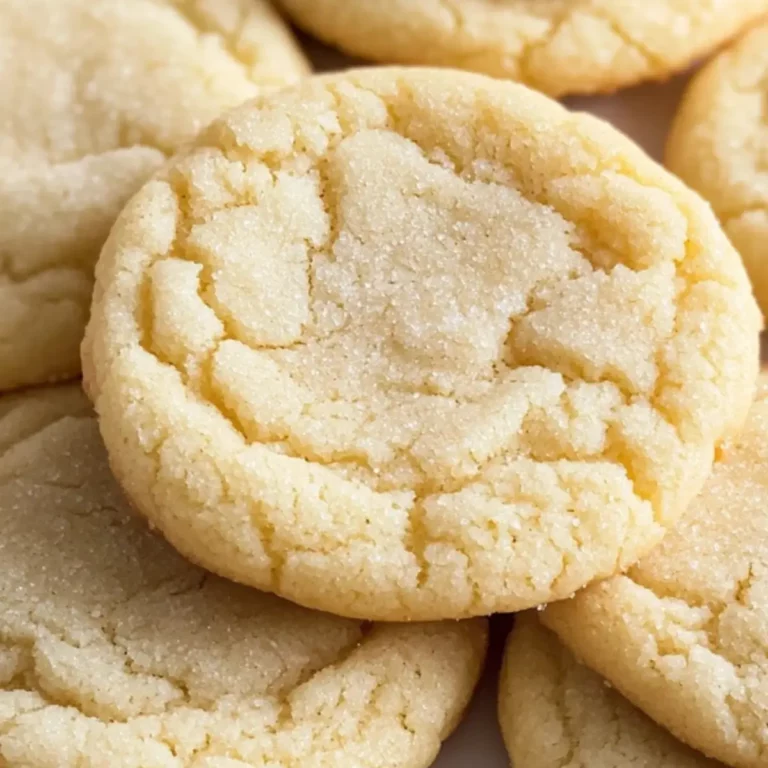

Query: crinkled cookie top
left=0, top=385, right=485, bottom=768
left=277, top=0, right=768, bottom=96
left=545, top=373, right=768, bottom=768
left=0, top=0, right=309, bottom=392
left=84, top=67, right=761, bottom=621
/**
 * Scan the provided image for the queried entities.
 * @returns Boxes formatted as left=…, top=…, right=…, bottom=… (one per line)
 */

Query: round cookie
left=0, top=385, right=486, bottom=768
left=83, top=67, right=761, bottom=621
left=275, top=0, right=768, bottom=97
left=544, top=373, right=768, bottom=768
left=667, top=20, right=768, bottom=316
left=500, top=614, right=723, bottom=768
left=0, top=0, right=309, bottom=393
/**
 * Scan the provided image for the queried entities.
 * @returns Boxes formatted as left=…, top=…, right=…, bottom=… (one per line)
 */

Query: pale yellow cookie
left=667, top=20, right=768, bottom=316
left=0, top=0, right=309, bottom=393
left=83, top=68, right=760, bottom=621
left=276, top=0, right=768, bottom=97
left=544, top=373, right=768, bottom=768
left=0, top=385, right=486, bottom=768
left=500, top=615, right=724, bottom=768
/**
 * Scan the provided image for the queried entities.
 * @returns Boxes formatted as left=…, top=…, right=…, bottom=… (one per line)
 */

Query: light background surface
left=303, top=33, right=696, bottom=766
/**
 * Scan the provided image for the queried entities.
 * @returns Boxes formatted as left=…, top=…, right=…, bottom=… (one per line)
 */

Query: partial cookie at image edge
left=275, top=0, right=768, bottom=96
left=500, top=614, right=724, bottom=768
left=666, top=19, right=768, bottom=316
left=544, top=372, right=768, bottom=768
left=0, top=0, right=309, bottom=393
left=0, top=384, right=487, bottom=768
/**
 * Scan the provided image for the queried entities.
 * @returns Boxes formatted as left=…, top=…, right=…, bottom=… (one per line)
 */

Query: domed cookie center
left=148, top=108, right=682, bottom=496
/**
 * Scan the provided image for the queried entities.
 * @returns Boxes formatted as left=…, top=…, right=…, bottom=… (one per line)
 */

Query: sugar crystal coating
left=84, top=68, right=761, bottom=621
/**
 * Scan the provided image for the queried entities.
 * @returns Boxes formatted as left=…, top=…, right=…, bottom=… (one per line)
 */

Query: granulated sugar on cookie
left=545, top=373, right=768, bottom=768
left=667, top=20, right=768, bottom=316
left=84, top=67, right=760, bottom=621
left=500, top=615, right=723, bottom=768
left=0, top=385, right=486, bottom=768
left=276, top=0, right=768, bottom=96
left=0, top=0, right=309, bottom=392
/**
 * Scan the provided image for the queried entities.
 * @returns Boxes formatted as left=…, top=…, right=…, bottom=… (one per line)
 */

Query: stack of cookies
left=2, top=1, right=768, bottom=767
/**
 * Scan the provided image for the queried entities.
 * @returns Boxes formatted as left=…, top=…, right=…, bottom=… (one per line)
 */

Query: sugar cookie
left=500, top=615, right=723, bottom=768
left=0, top=385, right=486, bottom=768
left=545, top=373, right=768, bottom=768
left=0, top=0, right=309, bottom=392
left=83, top=68, right=760, bottom=621
left=667, top=20, right=768, bottom=315
left=276, top=0, right=768, bottom=96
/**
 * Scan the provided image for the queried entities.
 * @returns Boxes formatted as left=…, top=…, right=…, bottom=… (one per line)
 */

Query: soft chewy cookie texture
left=0, top=0, right=309, bottom=393
left=667, top=20, right=768, bottom=316
left=275, top=0, right=768, bottom=97
left=500, top=615, right=723, bottom=768
left=84, top=68, right=761, bottom=622
left=0, top=384, right=486, bottom=768
left=544, top=373, right=768, bottom=768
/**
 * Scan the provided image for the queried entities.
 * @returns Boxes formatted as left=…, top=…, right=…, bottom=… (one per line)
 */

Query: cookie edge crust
left=276, top=0, right=768, bottom=96
left=666, top=20, right=768, bottom=315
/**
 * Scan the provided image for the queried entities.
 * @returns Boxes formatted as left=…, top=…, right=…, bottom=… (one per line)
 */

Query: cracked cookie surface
left=0, top=0, right=309, bottom=393
left=544, top=373, right=768, bottom=768
left=83, top=67, right=760, bottom=621
left=275, top=0, right=768, bottom=97
left=500, top=615, right=723, bottom=768
left=0, top=385, right=486, bottom=768
left=667, top=20, right=768, bottom=316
